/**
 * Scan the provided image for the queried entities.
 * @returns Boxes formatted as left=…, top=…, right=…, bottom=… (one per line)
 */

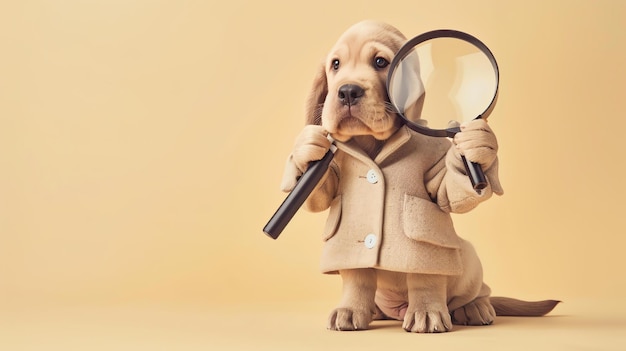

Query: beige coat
left=283, top=125, right=503, bottom=275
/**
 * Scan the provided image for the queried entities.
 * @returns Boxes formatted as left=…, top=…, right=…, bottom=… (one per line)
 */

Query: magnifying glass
left=264, top=29, right=499, bottom=240
left=386, top=29, right=499, bottom=191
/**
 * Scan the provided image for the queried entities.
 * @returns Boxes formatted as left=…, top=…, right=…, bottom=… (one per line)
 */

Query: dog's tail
left=490, top=297, right=561, bottom=316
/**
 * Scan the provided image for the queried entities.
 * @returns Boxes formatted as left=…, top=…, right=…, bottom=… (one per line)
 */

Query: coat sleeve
left=279, top=153, right=339, bottom=213
left=425, top=143, right=504, bottom=214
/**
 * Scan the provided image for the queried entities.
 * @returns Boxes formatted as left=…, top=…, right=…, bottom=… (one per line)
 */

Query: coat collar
left=335, top=125, right=412, bottom=164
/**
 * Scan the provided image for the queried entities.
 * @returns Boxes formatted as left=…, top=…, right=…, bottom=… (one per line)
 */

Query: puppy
left=280, top=20, right=558, bottom=333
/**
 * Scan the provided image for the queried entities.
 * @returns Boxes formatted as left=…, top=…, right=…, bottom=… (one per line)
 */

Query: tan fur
left=284, top=20, right=557, bottom=333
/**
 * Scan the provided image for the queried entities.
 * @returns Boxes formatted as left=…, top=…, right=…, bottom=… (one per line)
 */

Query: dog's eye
left=332, top=59, right=340, bottom=71
left=374, top=57, right=389, bottom=69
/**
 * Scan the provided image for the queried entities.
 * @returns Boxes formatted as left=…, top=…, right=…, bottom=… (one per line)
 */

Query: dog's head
left=305, top=21, right=407, bottom=142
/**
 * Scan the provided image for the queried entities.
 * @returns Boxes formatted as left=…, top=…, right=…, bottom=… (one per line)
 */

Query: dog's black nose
left=338, top=84, right=365, bottom=106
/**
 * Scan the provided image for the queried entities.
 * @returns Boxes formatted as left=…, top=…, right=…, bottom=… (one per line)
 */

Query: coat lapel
left=335, top=126, right=413, bottom=165
left=374, top=126, right=411, bottom=164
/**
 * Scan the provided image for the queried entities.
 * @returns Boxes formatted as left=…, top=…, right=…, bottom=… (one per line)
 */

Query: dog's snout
left=338, top=84, right=365, bottom=106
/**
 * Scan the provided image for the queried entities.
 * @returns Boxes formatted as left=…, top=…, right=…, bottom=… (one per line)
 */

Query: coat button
left=364, top=234, right=377, bottom=249
left=366, top=169, right=378, bottom=184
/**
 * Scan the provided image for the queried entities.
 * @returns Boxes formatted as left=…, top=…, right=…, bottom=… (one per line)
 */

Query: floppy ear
left=304, top=60, right=328, bottom=125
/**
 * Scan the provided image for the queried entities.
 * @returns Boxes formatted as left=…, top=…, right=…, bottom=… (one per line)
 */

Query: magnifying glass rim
left=386, top=29, right=500, bottom=138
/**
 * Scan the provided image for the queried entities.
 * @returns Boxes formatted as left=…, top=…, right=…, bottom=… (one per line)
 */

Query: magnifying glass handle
left=461, top=155, right=487, bottom=191
left=263, top=145, right=337, bottom=240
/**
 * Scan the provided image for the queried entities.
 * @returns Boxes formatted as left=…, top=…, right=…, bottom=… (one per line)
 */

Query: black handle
left=461, top=155, right=487, bottom=191
left=263, top=149, right=335, bottom=239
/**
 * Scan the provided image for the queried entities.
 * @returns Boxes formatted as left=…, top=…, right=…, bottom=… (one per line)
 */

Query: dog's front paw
left=327, top=308, right=373, bottom=331
left=451, top=297, right=496, bottom=326
left=402, top=303, right=452, bottom=333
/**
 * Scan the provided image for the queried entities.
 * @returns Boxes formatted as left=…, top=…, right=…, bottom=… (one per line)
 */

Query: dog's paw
left=451, top=297, right=496, bottom=326
left=327, top=308, right=373, bottom=331
left=402, top=303, right=452, bottom=333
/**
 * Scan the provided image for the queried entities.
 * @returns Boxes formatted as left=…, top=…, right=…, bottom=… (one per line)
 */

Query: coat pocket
left=322, top=195, right=342, bottom=241
left=402, top=194, right=461, bottom=249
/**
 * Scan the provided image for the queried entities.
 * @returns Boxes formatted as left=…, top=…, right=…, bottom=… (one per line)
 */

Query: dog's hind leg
left=450, top=295, right=496, bottom=326
left=449, top=280, right=496, bottom=326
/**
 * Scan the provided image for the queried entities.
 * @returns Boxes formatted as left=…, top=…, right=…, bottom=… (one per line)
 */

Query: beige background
left=1, top=0, right=626, bottom=349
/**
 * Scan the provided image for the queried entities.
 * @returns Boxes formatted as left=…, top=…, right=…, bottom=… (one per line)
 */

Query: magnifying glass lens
left=388, top=37, right=498, bottom=130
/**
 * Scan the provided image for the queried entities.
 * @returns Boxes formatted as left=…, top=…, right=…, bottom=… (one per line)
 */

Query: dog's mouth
left=329, top=111, right=395, bottom=142
left=334, top=108, right=373, bottom=133
left=338, top=115, right=367, bottom=129
left=324, top=97, right=401, bottom=142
